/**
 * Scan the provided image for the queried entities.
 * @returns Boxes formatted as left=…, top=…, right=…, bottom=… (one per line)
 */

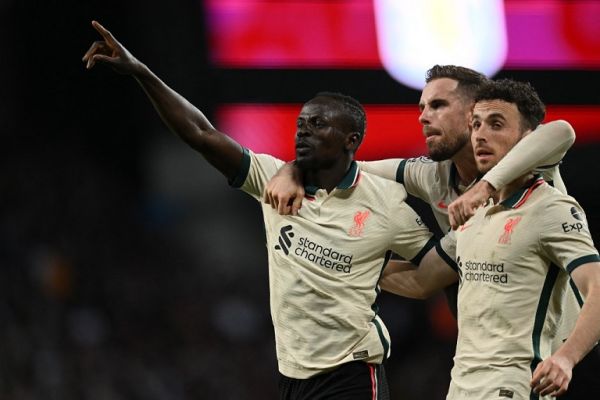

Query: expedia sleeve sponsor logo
left=562, top=206, right=588, bottom=233
left=562, top=221, right=586, bottom=233
left=460, top=259, right=508, bottom=284
left=273, top=225, right=355, bottom=273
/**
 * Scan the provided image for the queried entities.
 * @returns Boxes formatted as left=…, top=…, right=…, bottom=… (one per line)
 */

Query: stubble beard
left=427, top=133, right=470, bottom=161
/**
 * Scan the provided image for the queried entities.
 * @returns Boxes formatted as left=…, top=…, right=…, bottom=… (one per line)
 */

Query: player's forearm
left=131, top=64, right=244, bottom=179
left=357, top=159, right=402, bottom=182
left=133, top=63, right=216, bottom=150
left=380, top=252, right=457, bottom=299
left=278, top=162, right=303, bottom=182
left=555, top=279, right=600, bottom=366
left=482, top=120, right=575, bottom=190
left=380, top=264, right=430, bottom=299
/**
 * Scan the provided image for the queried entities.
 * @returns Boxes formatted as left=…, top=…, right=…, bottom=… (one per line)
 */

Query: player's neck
left=495, top=173, right=536, bottom=204
left=452, top=144, right=479, bottom=187
left=303, top=159, right=354, bottom=193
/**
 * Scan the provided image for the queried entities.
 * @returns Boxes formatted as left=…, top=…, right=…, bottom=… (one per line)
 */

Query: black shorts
left=279, top=361, right=389, bottom=400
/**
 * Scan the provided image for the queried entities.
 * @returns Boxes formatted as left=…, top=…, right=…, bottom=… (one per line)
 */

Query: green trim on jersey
left=530, top=263, right=560, bottom=398
left=372, top=251, right=393, bottom=361
left=305, top=185, right=318, bottom=197
left=569, top=279, right=584, bottom=307
left=396, top=159, right=406, bottom=184
left=566, top=254, right=600, bottom=274
left=435, top=241, right=458, bottom=272
left=501, top=176, right=543, bottom=208
left=373, top=251, right=393, bottom=313
left=372, top=317, right=390, bottom=360
left=449, top=162, right=460, bottom=194
left=337, top=161, right=359, bottom=189
left=410, top=237, right=436, bottom=266
left=303, top=161, right=359, bottom=195
left=229, top=147, right=251, bottom=188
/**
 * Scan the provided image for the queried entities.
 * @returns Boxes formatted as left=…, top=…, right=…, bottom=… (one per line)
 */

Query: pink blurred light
left=216, top=104, right=600, bottom=161
left=206, top=0, right=600, bottom=69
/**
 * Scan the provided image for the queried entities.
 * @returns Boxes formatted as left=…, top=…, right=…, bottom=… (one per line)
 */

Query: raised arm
left=448, top=120, right=575, bottom=229
left=82, top=21, right=243, bottom=180
left=379, top=248, right=458, bottom=299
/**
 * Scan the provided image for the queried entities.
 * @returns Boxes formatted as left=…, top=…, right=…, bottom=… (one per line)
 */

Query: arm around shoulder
left=482, top=119, right=575, bottom=190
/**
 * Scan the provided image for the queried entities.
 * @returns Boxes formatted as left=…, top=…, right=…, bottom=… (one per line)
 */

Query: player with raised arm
left=84, top=20, right=443, bottom=399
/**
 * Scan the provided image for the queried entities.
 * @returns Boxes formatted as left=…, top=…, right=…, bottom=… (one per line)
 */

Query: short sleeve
left=539, top=197, right=600, bottom=274
left=388, top=200, right=436, bottom=265
left=397, top=157, right=438, bottom=201
left=437, top=230, right=458, bottom=271
left=231, top=149, right=285, bottom=201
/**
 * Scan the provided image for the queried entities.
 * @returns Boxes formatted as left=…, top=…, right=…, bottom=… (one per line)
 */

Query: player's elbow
left=554, top=119, right=576, bottom=147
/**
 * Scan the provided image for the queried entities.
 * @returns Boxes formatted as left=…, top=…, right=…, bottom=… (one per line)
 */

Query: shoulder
left=400, top=156, right=451, bottom=177
left=530, top=183, right=587, bottom=225
left=358, top=169, right=408, bottom=198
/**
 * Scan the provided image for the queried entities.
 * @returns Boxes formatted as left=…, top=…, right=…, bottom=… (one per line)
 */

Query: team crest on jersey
left=437, top=199, right=448, bottom=209
left=349, top=210, right=370, bottom=237
left=498, top=216, right=522, bottom=244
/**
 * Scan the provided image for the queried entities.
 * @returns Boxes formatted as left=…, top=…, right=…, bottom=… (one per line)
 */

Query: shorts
left=279, top=361, right=389, bottom=400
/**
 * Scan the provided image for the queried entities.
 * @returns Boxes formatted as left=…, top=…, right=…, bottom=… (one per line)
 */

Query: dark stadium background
left=2, top=1, right=599, bottom=399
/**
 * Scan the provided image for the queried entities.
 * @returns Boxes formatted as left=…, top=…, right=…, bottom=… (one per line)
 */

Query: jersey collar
left=305, top=161, right=360, bottom=196
left=500, top=175, right=545, bottom=209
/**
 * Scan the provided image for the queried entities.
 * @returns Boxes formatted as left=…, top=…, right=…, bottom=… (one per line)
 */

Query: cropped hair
left=426, top=65, right=489, bottom=102
left=475, top=79, right=546, bottom=131
left=315, top=91, right=366, bottom=144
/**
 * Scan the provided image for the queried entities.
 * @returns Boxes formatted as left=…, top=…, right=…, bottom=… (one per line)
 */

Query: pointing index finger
left=92, top=20, right=118, bottom=45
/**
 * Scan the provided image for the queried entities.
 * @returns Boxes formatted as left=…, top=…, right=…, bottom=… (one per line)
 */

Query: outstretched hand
left=448, top=180, right=495, bottom=230
left=82, top=21, right=141, bottom=74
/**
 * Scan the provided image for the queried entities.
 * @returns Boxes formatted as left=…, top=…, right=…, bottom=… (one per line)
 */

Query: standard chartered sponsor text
left=295, top=237, right=353, bottom=273
left=463, top=260, right=508, bottom=284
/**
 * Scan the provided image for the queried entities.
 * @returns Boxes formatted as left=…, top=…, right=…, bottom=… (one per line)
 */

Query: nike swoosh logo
left=437, top=200, right=448, bottom=209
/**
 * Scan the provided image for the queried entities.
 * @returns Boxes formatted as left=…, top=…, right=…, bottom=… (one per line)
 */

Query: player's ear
left=346, top=132, right=361, bottom=151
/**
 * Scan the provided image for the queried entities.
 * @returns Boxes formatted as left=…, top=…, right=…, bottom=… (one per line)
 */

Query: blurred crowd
left=0, top=138, right=460, bottom=400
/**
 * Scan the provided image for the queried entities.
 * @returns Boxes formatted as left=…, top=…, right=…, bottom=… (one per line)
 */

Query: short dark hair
left=475, top=79, right=546, bottom=131
left=426, top=65, right=489, bottom=102
left=314, top=91, right=366, bottom=144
